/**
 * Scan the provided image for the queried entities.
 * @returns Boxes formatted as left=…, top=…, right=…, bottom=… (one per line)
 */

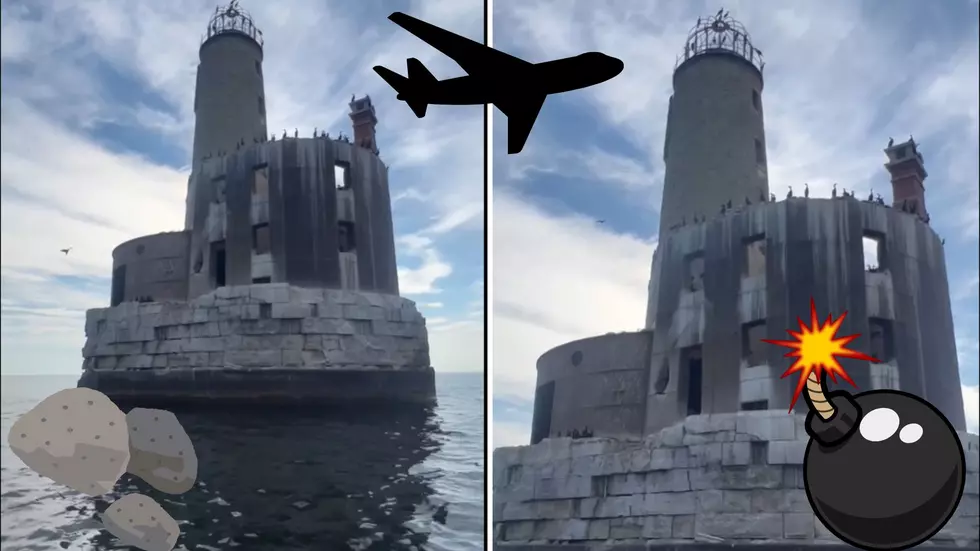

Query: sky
left=492, top=0, right=980, bottom=447
left=0, top=0, right=485, bottom=376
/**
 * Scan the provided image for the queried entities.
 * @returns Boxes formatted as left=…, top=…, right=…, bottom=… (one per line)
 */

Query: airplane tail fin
left=372, top=58, right=435, bottom=118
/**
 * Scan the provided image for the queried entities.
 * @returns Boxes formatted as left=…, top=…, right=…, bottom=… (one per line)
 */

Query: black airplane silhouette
left=373, top=12, right=624, bottom=154
left=60, top=247, right=72, bottom=255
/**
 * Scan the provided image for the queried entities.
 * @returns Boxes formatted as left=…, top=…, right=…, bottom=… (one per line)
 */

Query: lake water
left=1, top=372, right=485, bottom=550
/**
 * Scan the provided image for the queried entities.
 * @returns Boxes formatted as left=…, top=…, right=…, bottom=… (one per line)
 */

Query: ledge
left=78, top=366, right=436, bottom=407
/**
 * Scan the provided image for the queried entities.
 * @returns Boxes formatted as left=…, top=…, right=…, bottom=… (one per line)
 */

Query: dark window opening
left=210, top=241, right=226, bottom=288
left=505, top=465, right=522, bottom=485
left=868, top=318, right=894, bottom=362
left=653, top=358, right=670, bottom=394
left=755, top=138, right=766, bottom=165
left=253, top=164, right=269, bottom=198
left=338, top=221, right=356, bottom=253
left=252, top=276, right=271, bottom=284
left=193, top=250, right=204, bottom=274
left=592, top=475, right=610, bottom=497
left=893, top=145, right=907, bottom=159
left=751, top=89, right=761, bottom=111
left=741, top=321, right=767, bottom=366
left=253, top=223, right=271, bottom=255
left=685, top=252, right=705, bottom=292
left=335, top=162, right=350, bottom=190
left=212, top=175, right=227, bottom=203
left=258, top=96, right=265, bottom=116
left=571, top=350, right=583, bottom=366
left=682, top=346, right=703, bottom=415
left=742, top=234, right=766, bottom=278
left=111, top=265, right=127, bottom=307
left=742, top=400, right=769, bottom=411
left=750, top=441, right=768, bottom=465
left=259, top=303, right=272, bottom=319
left=255, top=60, right=262, bottom=75
left=863, top=231, right=886, bottom=272
left=530, top=381, right=556, bottom=445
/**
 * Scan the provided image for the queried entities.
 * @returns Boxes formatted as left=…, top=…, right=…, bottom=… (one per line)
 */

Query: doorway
left=210, top=240, right=226, bottom=288
left=111, top=265, right=127, bottom=306
left=530, top=381, right=556, bottom=445
left=682, top=345, right=703, bottom=415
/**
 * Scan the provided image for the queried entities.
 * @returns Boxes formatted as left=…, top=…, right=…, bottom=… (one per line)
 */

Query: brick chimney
left=349, top=95, right=379, bottom=155
left=884, top=136, right=929, bottom=224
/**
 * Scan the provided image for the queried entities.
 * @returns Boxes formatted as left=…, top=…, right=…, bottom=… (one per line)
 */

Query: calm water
left=1, top=372, right=485, bottom=551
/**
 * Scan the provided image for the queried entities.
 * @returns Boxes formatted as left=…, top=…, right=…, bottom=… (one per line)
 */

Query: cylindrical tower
left=191, top=1, right=267, bottom=167
left=659, top=11, right=768, bottom=234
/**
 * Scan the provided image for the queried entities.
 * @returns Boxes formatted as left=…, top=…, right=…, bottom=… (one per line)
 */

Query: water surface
left=1, top=372, right=484, bottom=550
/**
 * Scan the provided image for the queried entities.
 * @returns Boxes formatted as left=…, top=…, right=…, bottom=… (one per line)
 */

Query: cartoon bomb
left=764, top=299, right=966, bottom=551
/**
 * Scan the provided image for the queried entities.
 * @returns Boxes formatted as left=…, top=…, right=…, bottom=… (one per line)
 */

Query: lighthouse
left=80, top=2, right=435, bottom=406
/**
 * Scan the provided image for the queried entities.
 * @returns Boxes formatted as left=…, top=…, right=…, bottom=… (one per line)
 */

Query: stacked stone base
left=79, top=284, right=435, bottom=405
left=493, top=412, right=979, bottom=549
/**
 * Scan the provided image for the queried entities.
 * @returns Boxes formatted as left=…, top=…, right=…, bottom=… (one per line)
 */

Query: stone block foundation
left=493, top=411, right=979, bottom=549
left=78, top=284, right=435, bottom=405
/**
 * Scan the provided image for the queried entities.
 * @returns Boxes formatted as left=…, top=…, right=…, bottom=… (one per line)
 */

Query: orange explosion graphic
left=762, top=298, right=879, bottom=412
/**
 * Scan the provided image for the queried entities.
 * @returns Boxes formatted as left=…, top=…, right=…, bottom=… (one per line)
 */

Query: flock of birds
left=555, top=427, right=595, bottom=439
left=199, top=128, right=377, bottom=162
left=657, top=182, right=936, bottom=237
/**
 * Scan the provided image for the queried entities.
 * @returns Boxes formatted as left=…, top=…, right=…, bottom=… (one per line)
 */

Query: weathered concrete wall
left=190, top=32, right=267, bottom=175
left=185, top=138, right=399, bottom=298
left=111, top=231, right=190, bottom=304
left=493, top=412, right=979, bottom=549
left=534, top=332, right=654, bottom=442
left=660, top=52, right=767, bottom=234
left=79, top=283, right=433, bottom=404
left=643, top=197, right=964, bottom=433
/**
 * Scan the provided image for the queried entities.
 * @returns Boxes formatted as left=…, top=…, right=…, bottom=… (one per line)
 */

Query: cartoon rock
left=125, top=408, right=198, bottom=494
left=7, top=387, right=129, bottom=496
left=101, top=493, right=180, bottom=551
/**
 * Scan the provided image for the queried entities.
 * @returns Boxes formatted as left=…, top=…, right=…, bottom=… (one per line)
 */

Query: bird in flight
left=60, top=247, right=72, bottom=255
left=374, top=12, right=624, bottom=155
left=597, top=220, right=606, bottom=224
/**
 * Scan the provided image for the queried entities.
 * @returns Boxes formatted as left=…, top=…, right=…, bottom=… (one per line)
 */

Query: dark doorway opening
left=530, top=381, right=556, bottom=445
left=682, top=346, right=703, bottom=415
left=111, top=265, right=126, bottom=307
left=210, top=240, right=226, bottom=288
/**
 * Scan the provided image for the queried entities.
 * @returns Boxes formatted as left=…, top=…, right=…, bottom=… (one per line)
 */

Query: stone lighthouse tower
left=659, top=11, right=768, bottom=233
left=191, top=1, right=268, bottom=167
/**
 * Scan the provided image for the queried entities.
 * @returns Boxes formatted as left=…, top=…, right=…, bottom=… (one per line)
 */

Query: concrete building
left=494, top=12, right=976, bottom=549
left=78, top=2, right=435, bottom=406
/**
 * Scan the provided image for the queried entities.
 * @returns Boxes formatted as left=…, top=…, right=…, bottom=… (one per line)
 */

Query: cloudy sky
left=0, top=0, right=485, bottom=376
left=492, top=0, right=980, bottom=446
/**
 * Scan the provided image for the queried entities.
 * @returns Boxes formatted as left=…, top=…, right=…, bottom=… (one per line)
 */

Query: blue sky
left=0, top=0, right=485, bottom=376
left=492, top=0, right=980, bottom=446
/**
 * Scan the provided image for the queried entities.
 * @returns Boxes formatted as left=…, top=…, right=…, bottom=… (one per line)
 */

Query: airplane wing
left=388, top=12, right=529, bottom=75
left=496, top=94, right=547, bottom=154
